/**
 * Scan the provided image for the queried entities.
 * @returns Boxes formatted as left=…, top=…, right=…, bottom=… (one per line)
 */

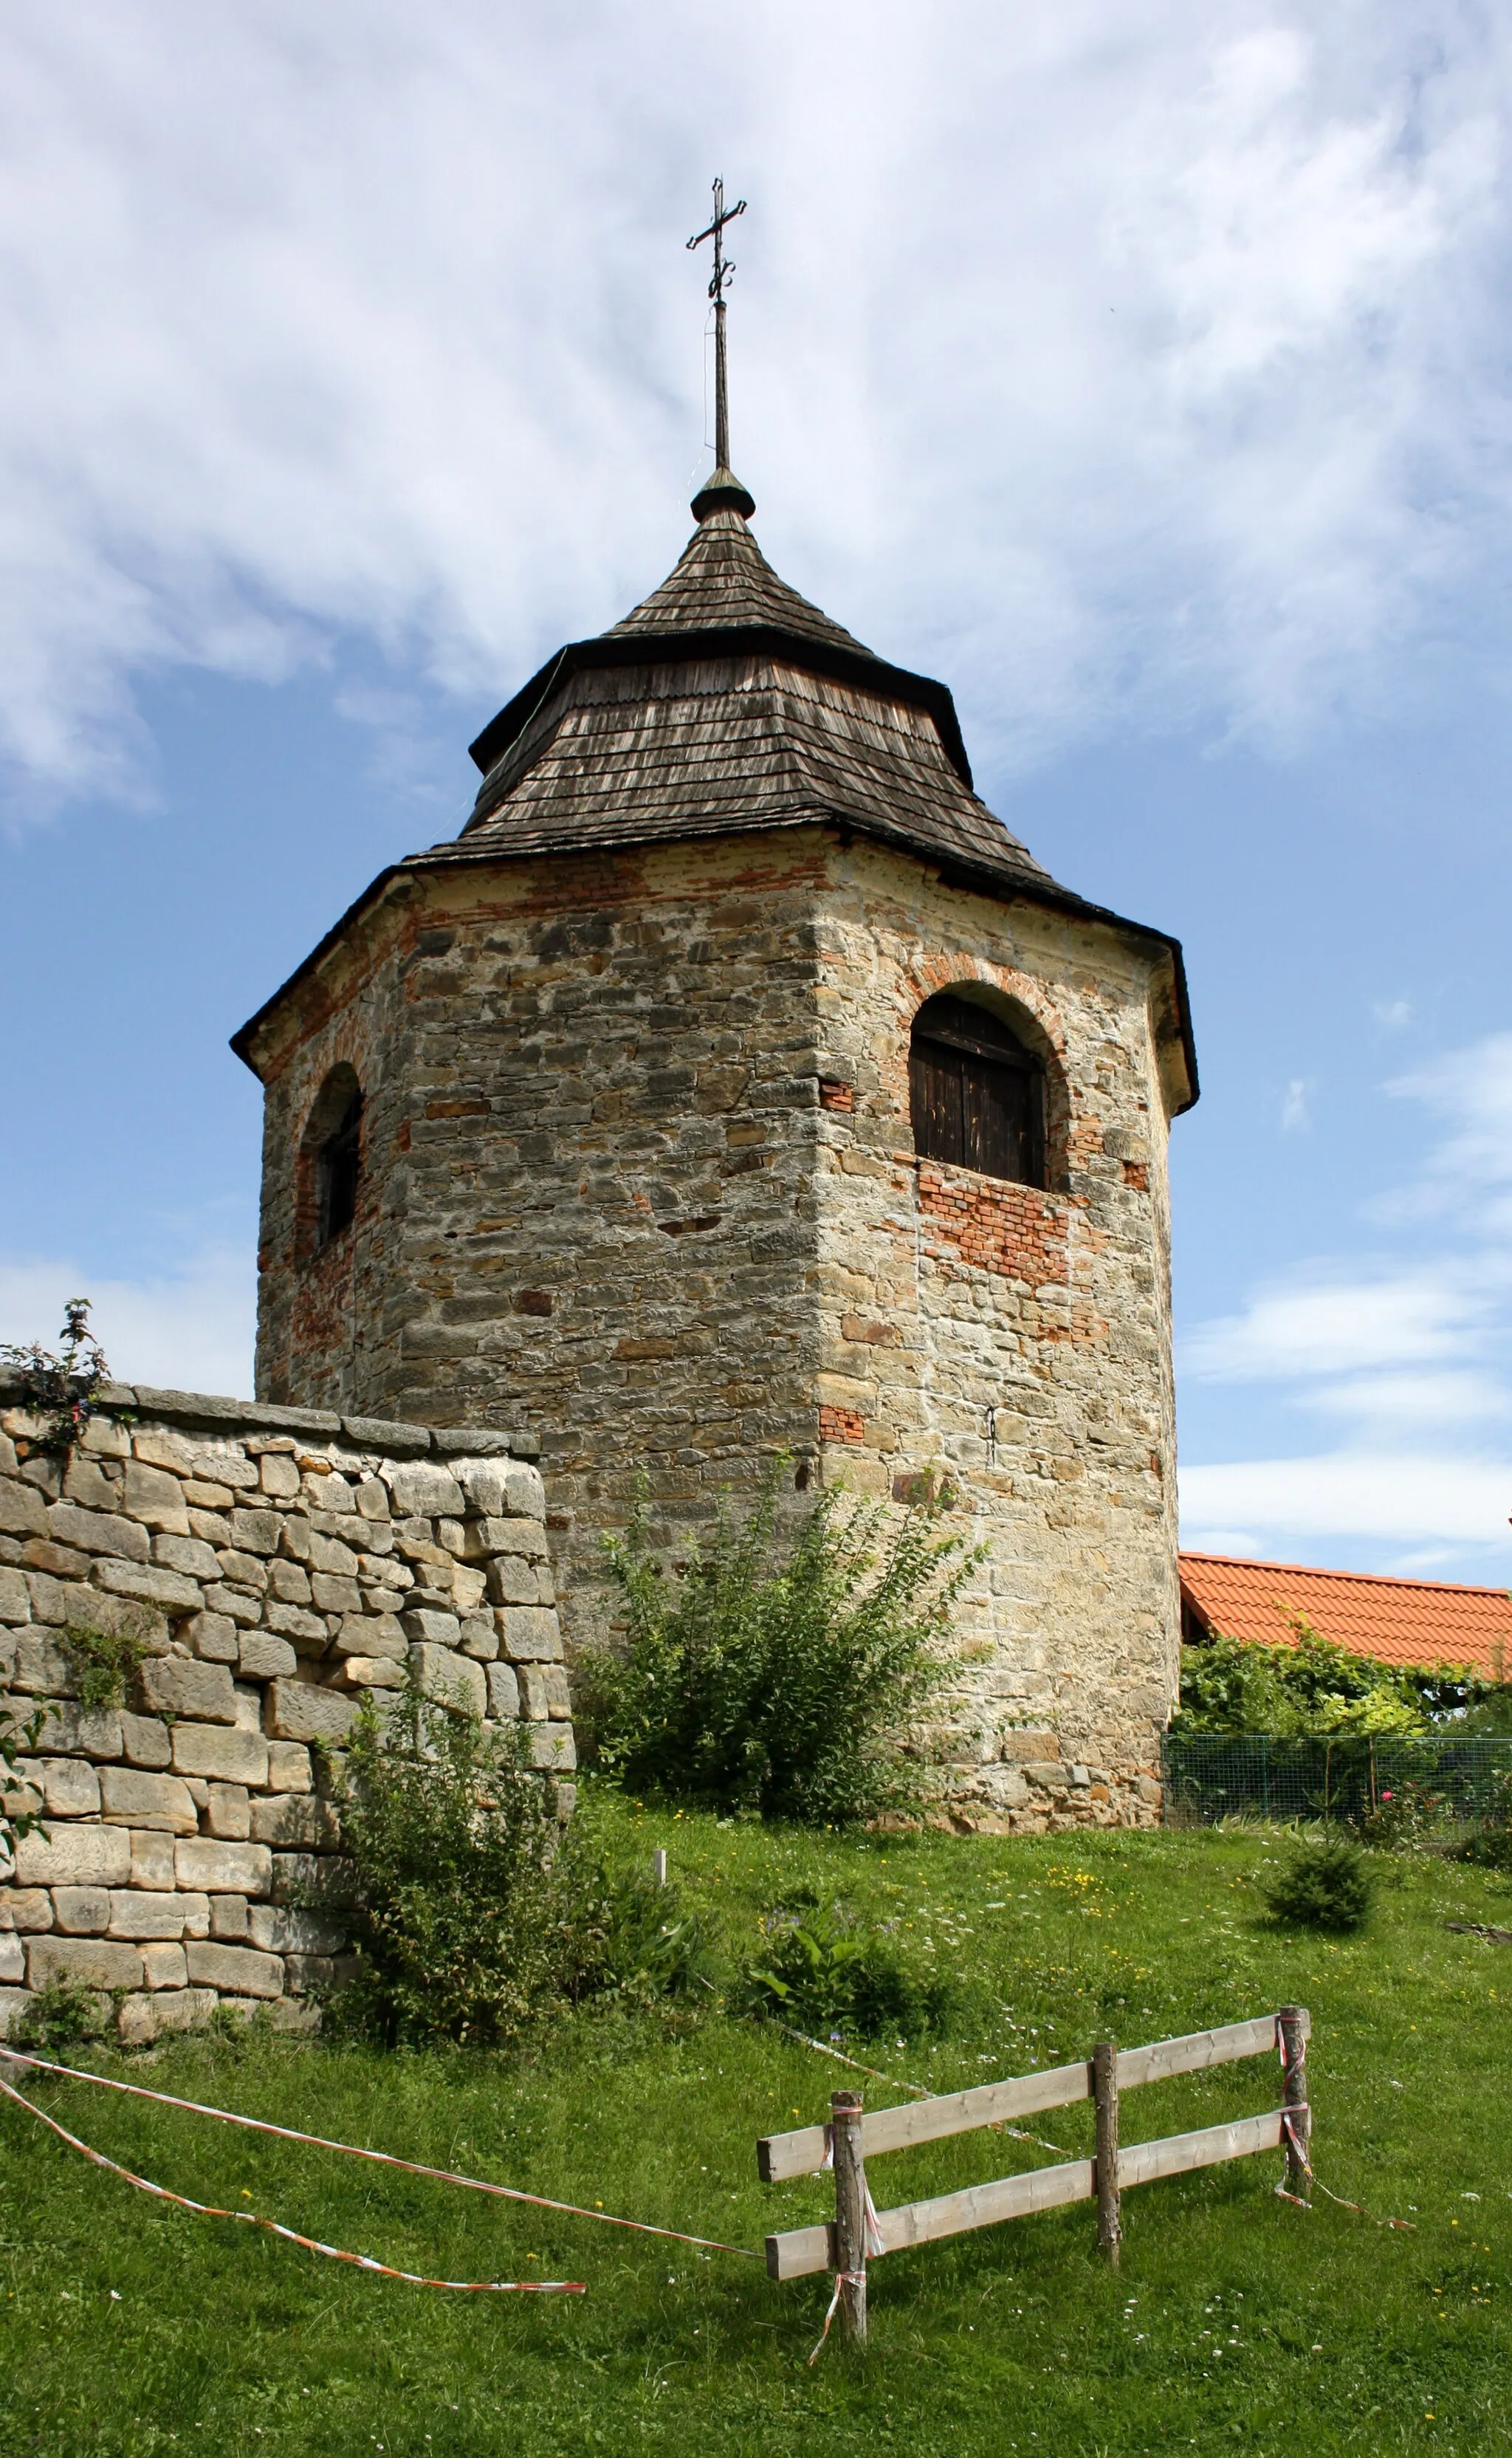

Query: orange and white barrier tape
left=0, top=2047, right=761, bottom=2263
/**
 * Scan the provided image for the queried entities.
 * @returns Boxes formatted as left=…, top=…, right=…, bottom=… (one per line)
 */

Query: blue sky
left=3, top=0, right=1512, bottom=1582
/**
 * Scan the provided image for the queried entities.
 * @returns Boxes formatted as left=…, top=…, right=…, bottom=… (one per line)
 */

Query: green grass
left=2, top=1802, right=1510, bottom=2456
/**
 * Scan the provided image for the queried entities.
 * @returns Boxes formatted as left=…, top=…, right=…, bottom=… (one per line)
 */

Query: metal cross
left=687, top=178, right=747, bottom=475
left=687, top=176, right=746, bottom=303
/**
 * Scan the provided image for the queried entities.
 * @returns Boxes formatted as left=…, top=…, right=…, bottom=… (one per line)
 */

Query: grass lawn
left=2, top=1802, right=1508, bottom=2457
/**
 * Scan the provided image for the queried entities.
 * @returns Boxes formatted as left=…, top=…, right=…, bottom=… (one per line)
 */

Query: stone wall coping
left=0, top=1371, right=538, bottom=1460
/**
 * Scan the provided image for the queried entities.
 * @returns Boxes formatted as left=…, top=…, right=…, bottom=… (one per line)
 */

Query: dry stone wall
left=0, top=1379, right=574, bottom=2045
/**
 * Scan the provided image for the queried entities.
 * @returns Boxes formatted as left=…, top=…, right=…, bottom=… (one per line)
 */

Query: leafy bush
left=1359, top=1780, right=1451, bottom=1850
left=62, top=1621, right=152, bottom=1711
left=1176, top=1622, right=1428, bottom=1737
left=327, top=1679, right=600, bottom=2047
left=16, top=1979, right=111, bottom=2050
left=1, top=1700, right=47, bottom=1865
left=579, top=1461, right=982, bottom=1824
left=1262, top=1840, right=1375, bottom=1932
left=0, top=1297, right=123, bottom=1457
left=744, top=1898, right=951, bottom=2040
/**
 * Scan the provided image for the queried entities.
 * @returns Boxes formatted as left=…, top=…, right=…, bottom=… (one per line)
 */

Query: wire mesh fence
left=1161, top=1732, right=1512, bottom=1828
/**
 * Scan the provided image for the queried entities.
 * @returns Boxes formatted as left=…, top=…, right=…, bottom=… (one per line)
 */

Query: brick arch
left=903, top=963, right=1073, bottom=1193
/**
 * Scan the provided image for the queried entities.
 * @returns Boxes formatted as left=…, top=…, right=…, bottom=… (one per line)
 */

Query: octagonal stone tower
left=234, top=470, right=1197, bottom=1824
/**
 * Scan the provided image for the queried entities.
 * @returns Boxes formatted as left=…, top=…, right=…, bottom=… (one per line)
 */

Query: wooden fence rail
left=758, top=2005, right=1311, bottom=2336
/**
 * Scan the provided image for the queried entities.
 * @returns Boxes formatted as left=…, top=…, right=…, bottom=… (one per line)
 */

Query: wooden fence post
left=830, top=2090, right=868, bottom=2344
left=1278, top=2005, right=1310, bottom=2202
left=1093, top=2042, right=1121, bottom=2268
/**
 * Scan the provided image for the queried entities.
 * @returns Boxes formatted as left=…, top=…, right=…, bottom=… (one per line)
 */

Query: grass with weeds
left=2, top=1799, right=1509, bottom=2457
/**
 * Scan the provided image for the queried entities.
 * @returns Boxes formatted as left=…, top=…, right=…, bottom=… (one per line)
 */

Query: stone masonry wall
left=0, top=1379, right=574, bottom=2045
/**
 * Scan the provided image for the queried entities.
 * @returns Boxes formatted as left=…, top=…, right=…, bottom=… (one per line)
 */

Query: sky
left=3, top=0, right=1512, bottom=1582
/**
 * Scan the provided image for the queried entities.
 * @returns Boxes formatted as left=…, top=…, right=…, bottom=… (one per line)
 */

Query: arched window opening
left=302, top=1066, right=363, bottom=1253
left=910, top=993, right=1045, bottom=1187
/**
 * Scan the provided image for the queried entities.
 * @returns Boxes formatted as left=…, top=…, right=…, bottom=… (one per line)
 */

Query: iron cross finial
left=687, top=176, right=746, bottom=303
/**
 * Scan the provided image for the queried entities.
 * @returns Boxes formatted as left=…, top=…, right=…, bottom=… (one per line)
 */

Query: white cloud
left=0, top=1, right=1509, bottom=809
left=1180, top=1452, right=1512, bottom=1552
left=1182, top=1270, right=1482, bottom=1381
left=1383, top=1032, right=1512, bottom=1223
left=0, top=1248, right=255, bottom=1400
left=1279, top=1078, right=1313, bottom=1132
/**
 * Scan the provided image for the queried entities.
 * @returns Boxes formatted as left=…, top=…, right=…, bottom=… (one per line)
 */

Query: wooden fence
left=757, top=2005, right=1311, bottom=2344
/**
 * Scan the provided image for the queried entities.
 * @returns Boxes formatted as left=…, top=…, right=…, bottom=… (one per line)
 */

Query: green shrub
left=1359, top=1779, right=1451, bottom=1850
left=327, top=1680, right=599, bottom=2048
left=1262, top=1840, right=1375, bottom=1932
left=1176, top=1621, right=1428, bottom=1737
left=579, top=1461, right=982, bottom=1825
left=16, top=1980, right=111, bottom=2050
left=0, top=1700, right=47, bottom=1864
left=62, top=1621, right=152, bottom=1711
left=744, top=1897, right=951, bottom=2040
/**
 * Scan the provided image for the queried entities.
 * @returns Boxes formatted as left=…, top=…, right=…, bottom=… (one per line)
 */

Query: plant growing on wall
left=1, top=1700, right=48, bottom=1865
left=0, top=1298, right=123, bottom=1457
left=579, top=1459, right=983, bottom=1825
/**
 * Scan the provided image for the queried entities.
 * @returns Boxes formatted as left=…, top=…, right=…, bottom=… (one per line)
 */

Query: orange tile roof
left=1178, top=1552, right=1512, bottom=1680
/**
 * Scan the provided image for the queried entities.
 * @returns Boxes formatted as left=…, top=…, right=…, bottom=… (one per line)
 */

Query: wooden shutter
left=910, top=995, right=1045, bottom=1187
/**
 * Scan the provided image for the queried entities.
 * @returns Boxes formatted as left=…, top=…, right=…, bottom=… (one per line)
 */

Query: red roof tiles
left=1178, top=1552, right=1512, bottom=1680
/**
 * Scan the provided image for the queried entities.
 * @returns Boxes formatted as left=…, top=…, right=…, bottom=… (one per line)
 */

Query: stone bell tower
left=233, top=258, right=1197, bottom=1824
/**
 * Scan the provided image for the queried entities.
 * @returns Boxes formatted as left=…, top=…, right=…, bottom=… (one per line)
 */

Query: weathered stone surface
left=0, top=1565, right=30, bottom=1623
left=337, top=1654, right=405, bottom=1689
left=486, top=1661, right=520, bottom=1718
left=385, top=1462, right=464, bottom=1518
left=202, top=1583, right=264, bottom=1626
left=2, top=1888, right=54, bottom=1931
left=265, top=1741, right=314, bottom=1793
left=173, top=1839, right=273, bottom=1898
left=330, top=1611, right=404, bottom=1660
left=263, top=1679, right=358, bottom=1747
left=528, top=1725, right=577, bottom=1772
left=47, top=1503, right=149, bottom=1561
left=52, top=1887, right=111, bottom=1934
left=310, top=1573, right=362, bottom=1615
left=485, top=1556, right=537, bottom=1606
left=238, top=1631, right=298, bottom=1681
left=152, top=1533, right=222, bottom=1580
left=0, top=1937, right=24, bottom=1985
left=140, top=1942, right=190, bottom=1990
left=139, top=1657, right=238, bottom=1725
left=128, top=1830, right=176, bottom=1889
left=116, top=1987, right=218, bottom=2045
left=98, top=1768, right=199, bottom=1833
left=94, top=1559, right=203, bottom=1615
left=271, top=1851, right=357, bottom=1906
left=247, top=1903, right=347, bottom=1955
left=402, top=1607, right=461, bottom=1648
left=15, top=1822, right=131, bottom=1887
left=267, top=1559, right=313, bottom=1606
left=118, top=1712, right=173, bottom=1768
left=185, top=1610, right=241, bottom=1662
left=408, top=1643, right=485, bottom=1716
left=249, top=1794, right=340, bottom=1849
left=498, top=1607, right=563, bottom=1663
left=205, top=1783, right=251, bottom=1841
left=171, top=1721, right=269, bottom=1786
left=210, top=1893, right=250, bottom=1939
left=264, top=1602, right=329, bottom=1647
left=32, top=1757, right=101, bottom=1817
left=28, top=1935, right=144, bottom=1991
left=0, top=1477, right=48, bottom=1538
left=228, top=1507, right=283, bottom=1556
left=123, top=1460, right=190, bottom=1534
left=107, top=1890, right=205, bottom=1940
left=184, top=1941, right=284, bottom=1998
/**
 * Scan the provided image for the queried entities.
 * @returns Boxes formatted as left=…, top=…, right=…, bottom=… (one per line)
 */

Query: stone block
left=174, top=1838, right=272, bottom=1898
left=486, top=1662, right=520, bottom=1719
left=354, top=1475, right=394, bottom=1517
left=486, top=1555, right=537, bottom=1606
left=0, top=1937, right=23, bottom=1985
left=250, top=1794, right=340, bottom=1849
left=247, top=1902, right=347, bottom=1956
left=30, top=1699, right=128, bottom=1770
left=128, top=1830, right=175, bottom=1889
left=216, top=1550, right=269, bottom=1591
left=0, top=1985, right=32, bottom=2036
left=266, top=1741, right=313, bottom=1793
left=272, top=1852, right=357, bottom=1906
left=263, top=1678, right=358, bottom=1747
left=12, top=1630, right=80, bottom=1695
left=280, top=1955, right=335, bottom=1998
left=498, top=1607, right=563, bottom=1663
left=402, top=1607, right=461, bottom=1648
left=114, top=1985, right=213, bottom=2045
left=267, top=1559, right=312, bottom=1606
left=184, top=1941, right=284, bottom=1999
left=171, top=1721, right=269, bottom=1786
left=28, top=1935, right=144, bottom=1991
left=206, top=1784, right=250, bottom=1841
left=478, top=1516, right=548, bottom=1560
left=518, top=1666, right=551, bottom=1721
left=457, top=1613, right=498, bottom=1659
left=229, top=1507, right=282, bottom=1556
left=408, top=1643, right=485, bottom=1717
left=52, top=1887, right=111, bottom=1935
left=107, top=1891, right=203, bottom=1941
left=98, top=1767, right=199, bottom=1833
left=309, top=1531, right=360, bottom=1576
left=259, top=1452, right=301, bottom=1500
left=15, top=1822, right=131, bottom=1888
left=47, top=1503, right=149, bottom=1562
left=0, top=1565, right=30, bottom=1624
left=238, top=1631, right=298, bottom=1681
left=123, top=1460, right=190, bottom=1535
left=35, top=1757, right=102, bottom=1817
left=0, top=1475, right=48, bottom=1538
left=385, top=1461, right=464, bottom=1518
left=140, top=1943, right=190, bottom=1991
left=119, top=1712, right=173, bottom=1768
left=152, top=1534, right=221, bottom=1580
left=202, top=1584, right=264, bottom=1627
left=264, top=1602, right=329, bottom=1649
left=209, top=1895, right=250, bottom=1940
left=139, top=1657, right=238, bottom=1725
left=542, top=1665, right=572, bottom=1718
left=311, top=1573, right=362, bottom=1616
left=329, top=1611, right=405, bottom=1660
left=94, top=1560, right=203, bottom=1616
left=2, top=1888, right=54, bottom=1931
left=185, top=1610, right=241, bottom=1663
left=337, top=1655, right=405, bottom=1689
left=230, top=1682, right=263, bottom=1733
left=528, top=1726, right=577, bottom=1773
